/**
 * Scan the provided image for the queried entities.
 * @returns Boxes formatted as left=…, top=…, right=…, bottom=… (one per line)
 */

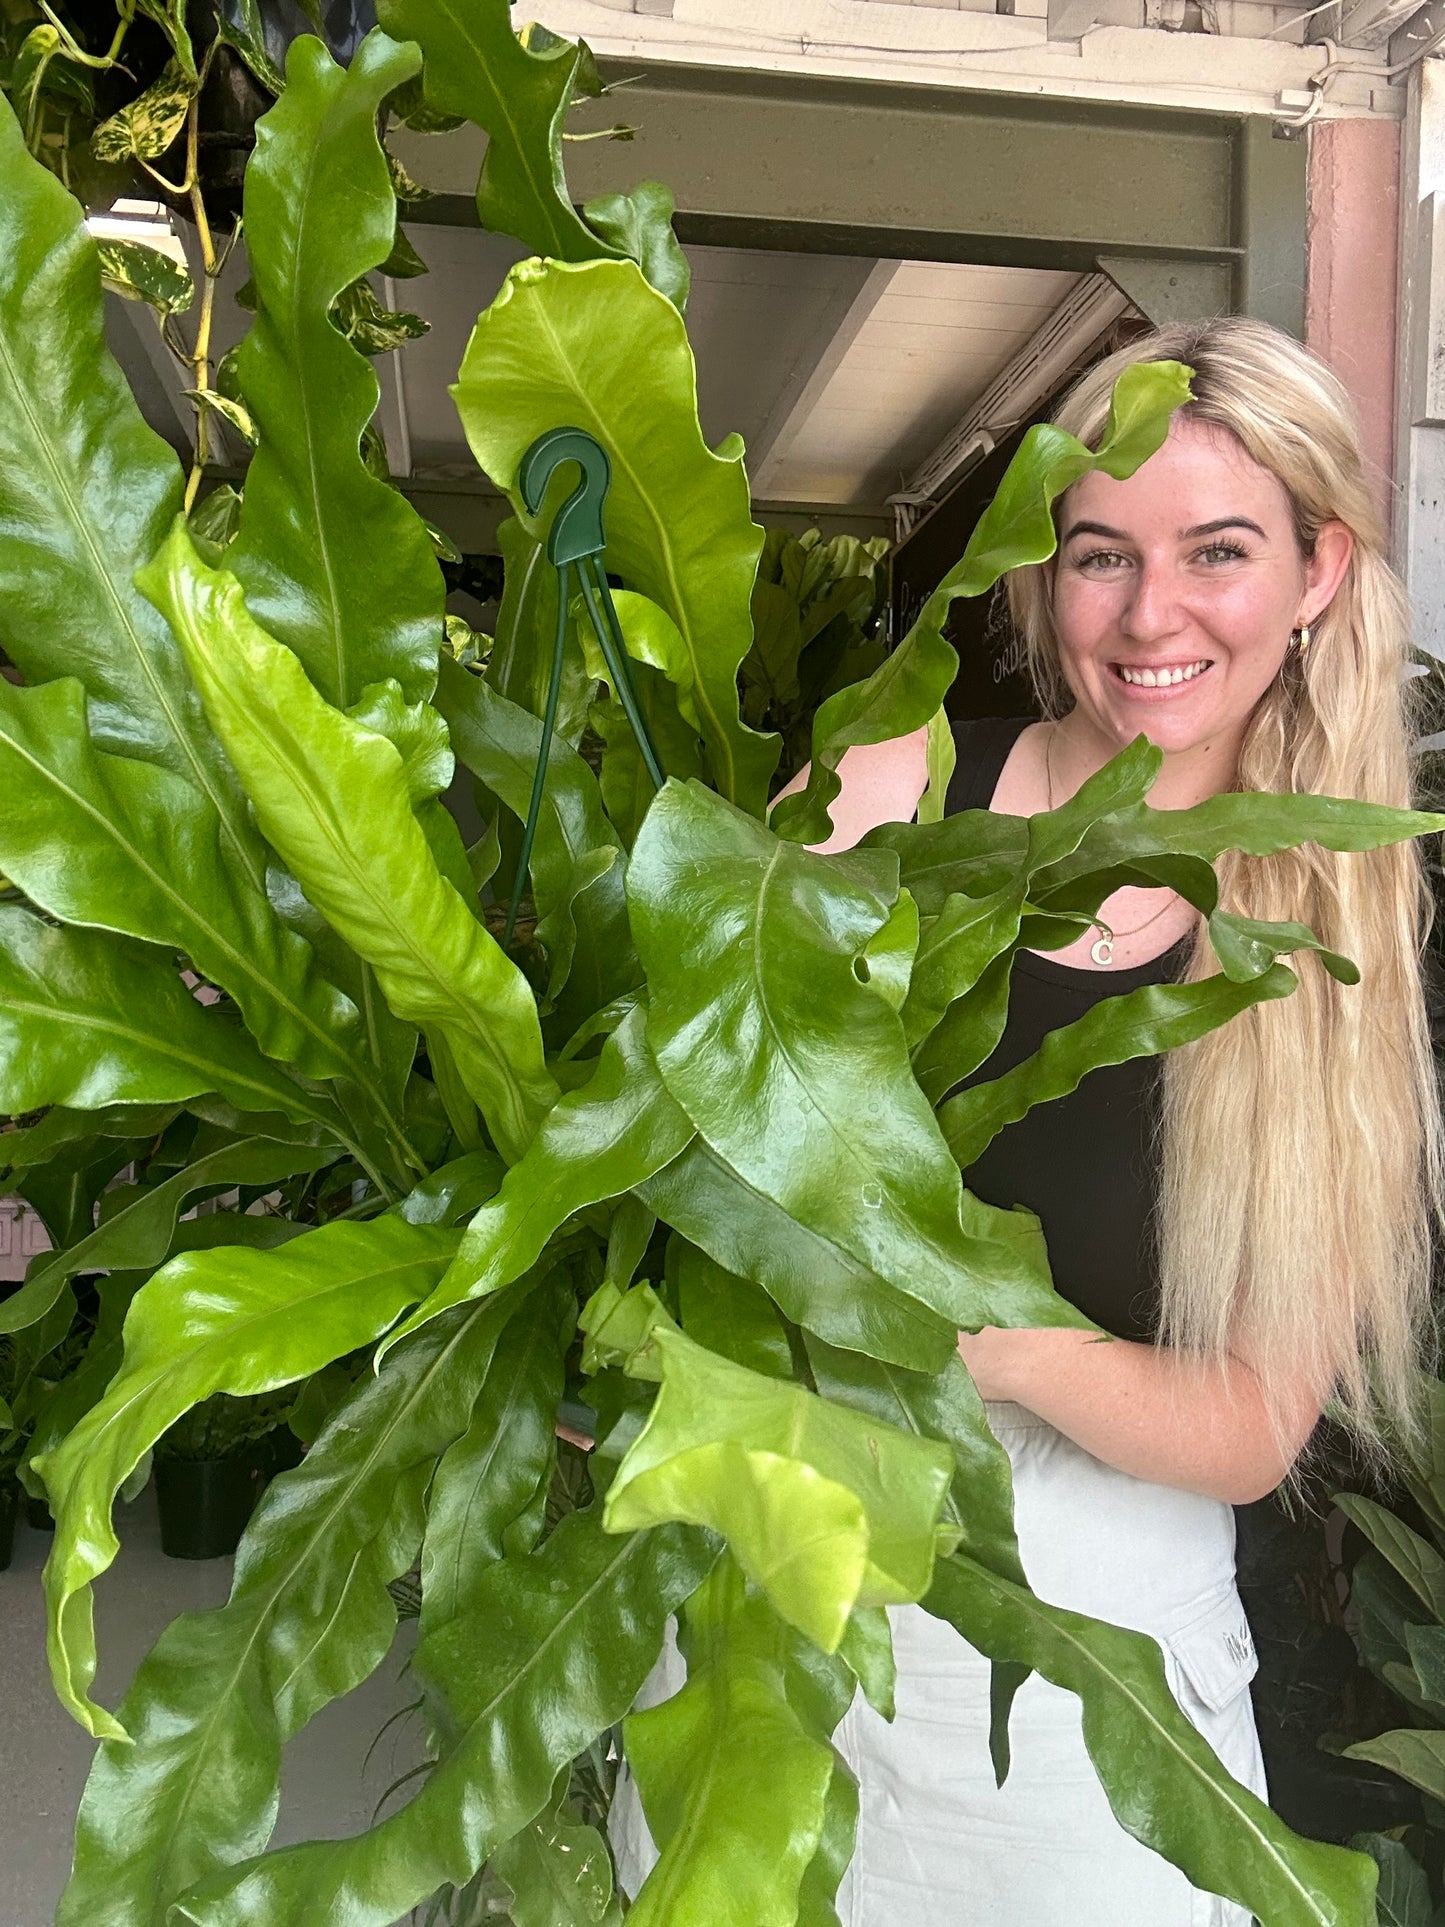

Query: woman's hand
left=956, top=1326, right=1023, bottom=1403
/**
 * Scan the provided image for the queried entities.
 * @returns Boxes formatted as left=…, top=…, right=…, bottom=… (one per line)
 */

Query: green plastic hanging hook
left=502, top=427, right=666, bottom=949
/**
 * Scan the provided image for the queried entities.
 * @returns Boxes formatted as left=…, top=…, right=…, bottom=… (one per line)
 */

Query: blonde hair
left=1007, top=316, right=1441, bottom=1465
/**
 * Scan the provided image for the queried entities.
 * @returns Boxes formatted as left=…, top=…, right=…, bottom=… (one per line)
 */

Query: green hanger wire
left=502, top=428, right=665, bottom=949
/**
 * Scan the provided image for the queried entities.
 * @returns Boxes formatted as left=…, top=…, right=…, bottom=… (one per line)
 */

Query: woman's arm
left=957, top=1324, right=1323, bottom=1503
left=771, top=728, right=931, bottom=851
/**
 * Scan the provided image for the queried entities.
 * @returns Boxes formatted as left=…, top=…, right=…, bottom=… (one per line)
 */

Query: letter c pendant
left=1090, top=935, right=1115, bottom=967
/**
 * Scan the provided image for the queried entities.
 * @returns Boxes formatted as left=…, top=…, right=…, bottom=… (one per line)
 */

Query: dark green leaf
left=436, top=656, right=637, bottom=1030
left=482, top=515, right=593, bottom=744
left=0, top=96, right=264, bottom=891
left=373, top=0, right=621, bottom=261
left=37, top=1216, right=460, bottom=1736
left=629, top=781, right=1089, bottom=1366
left=228, top=30, right=444, bottom=709
left=929, top=1554, right=1378, bottom=1927
left=169, top=1515, right=717, bottom=1923
left=0, top=905, right=326, bottom=1122
left=59, top=1290, right=524, bottom=1924
left=419, top=1276, right=572, bottom=1635
left=1349, top=1834, right=1432, bottom=1927
left=488, top=1772, right=621, bottom=1927
left=583, top=179, right=690, bottom=311
left=382, top=1008, right=693, bottom=1352
left=0, top=676, right=377, bottom=1094
left=0, top=1132, right=337, bottom=1340
left=937, top=967, right=1299, bottom=1169
left=1343, top=1730, right=1445, bottom=1806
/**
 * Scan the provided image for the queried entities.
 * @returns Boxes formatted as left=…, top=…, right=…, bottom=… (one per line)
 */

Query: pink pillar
left=1306, top=117, right=1401, bottom=521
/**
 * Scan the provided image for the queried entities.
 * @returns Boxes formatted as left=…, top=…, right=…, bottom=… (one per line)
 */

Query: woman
left=611, top=316, right=1440, bottom=1921
left=818, top=316, right=1441, bottom=1925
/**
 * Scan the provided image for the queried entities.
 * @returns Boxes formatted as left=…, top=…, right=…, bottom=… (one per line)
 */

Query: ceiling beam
left=751, top=260, right=901, bottom=496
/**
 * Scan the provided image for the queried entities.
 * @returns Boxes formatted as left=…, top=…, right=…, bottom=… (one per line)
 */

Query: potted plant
left=0, top=4, right=1438, bottom=1919
left=152, top=1387, right=293, bottom=1559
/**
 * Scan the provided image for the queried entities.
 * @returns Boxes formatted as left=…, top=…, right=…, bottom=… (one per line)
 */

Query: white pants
left=613, top=1401, right=1266, bottom=1927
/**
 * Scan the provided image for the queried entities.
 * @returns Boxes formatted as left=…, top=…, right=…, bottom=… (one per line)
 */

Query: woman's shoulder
left=945, top=714, right=1035, bottom=815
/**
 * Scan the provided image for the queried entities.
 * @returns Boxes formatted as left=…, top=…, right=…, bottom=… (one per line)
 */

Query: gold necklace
left=1044, top=724, right=1177, bottom=967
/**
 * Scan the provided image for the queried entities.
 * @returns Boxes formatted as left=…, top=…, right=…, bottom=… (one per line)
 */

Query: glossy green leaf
left=452, top=257, right=778, bottom=813
left=141, top=527, right=556, bottom=1162
left=419, top=1277, right=572, bottom=1635
left=771, top=362, right=1192, bottom=845
left=938, top=966, right=1300, bottom=1169
left=0, top=1132, right=337, bottom=1339
left=489, top=1773, right=622, bottom=1927
left=37, top=1216, right=459, bottom=1736
left=397, top=1148, right=505, bottom=1226
left=436, top=655, right=637, bottom=1029
left=373, top=0, right=620, bottom=262
left=928, top=1554, right=1378, bottom=1927
left=640, top=1137, right=962, bottom=1370
left=0, top=95, right=263, bottom=891
left=0, top=678, right=406, bottom=1138
left=383, top=1008, right=693, bottom=1352
left=674, top=1240, right=792, bottom=1380
left=1035, top=789, right=1445, bottom=898
left=583, top=180, right=690, bottom=311
left=95, top=238, right=194, bottom=317
left=168, top=1515, right=717, bottom=1924
left=0, top=905, right=324, bottom=1122
left=624, top=1557, right=838, bottom=1926
left=227, top=31, right=443, bottom=708
left=605, top=1324, right=954, bottom=1651
left=90, top=55, right=194, bottom=160
left=0, top=105, right=271, bottom=886
left=629, top=780, right=1089, bottom=1365
left=804, top=1338, right=1026, bottom=1590
left=58, top=1290, right=523, bottom=1925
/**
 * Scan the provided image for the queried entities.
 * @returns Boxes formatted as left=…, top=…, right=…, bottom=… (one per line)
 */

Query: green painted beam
left=396, top=65, right=1302, bottom=323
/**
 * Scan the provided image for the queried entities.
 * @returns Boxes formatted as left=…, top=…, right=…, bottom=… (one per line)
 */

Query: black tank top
left=945, top=718, right=1185, bottom=1341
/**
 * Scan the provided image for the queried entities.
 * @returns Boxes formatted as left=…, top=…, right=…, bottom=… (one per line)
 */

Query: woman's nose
left=1119, top=561, right=1187, bottom=643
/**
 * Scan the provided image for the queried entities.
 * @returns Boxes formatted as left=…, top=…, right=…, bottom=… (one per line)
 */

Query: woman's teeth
left=1115, top=661, right=1211, bottom=688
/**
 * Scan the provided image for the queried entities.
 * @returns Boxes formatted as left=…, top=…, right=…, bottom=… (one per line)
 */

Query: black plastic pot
left=155, top=1453, right=262, bottom=1560
left=0, top=1482, right=17, bottom=1573
left=26, top=1493, right=54, bottom=1532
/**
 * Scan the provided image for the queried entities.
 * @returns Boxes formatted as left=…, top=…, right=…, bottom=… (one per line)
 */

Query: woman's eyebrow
left=1061, top=519, right=1127, bottom=543
left=1181, top=516, right=1268, bottom=539
left=1060, top=515, right=1269, bottom=544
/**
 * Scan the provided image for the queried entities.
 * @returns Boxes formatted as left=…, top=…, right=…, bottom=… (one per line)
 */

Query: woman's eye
left=1196, top=541, right=1249, bottom=565
left=1073, top=548, right=1129, bottom=573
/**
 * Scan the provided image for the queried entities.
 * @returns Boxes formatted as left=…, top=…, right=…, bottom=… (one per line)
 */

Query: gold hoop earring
left=1290, top=623, right=1313, bottom=659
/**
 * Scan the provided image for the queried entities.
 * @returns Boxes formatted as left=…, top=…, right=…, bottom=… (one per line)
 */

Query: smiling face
left=1049, top=414, right=1352, bottom=775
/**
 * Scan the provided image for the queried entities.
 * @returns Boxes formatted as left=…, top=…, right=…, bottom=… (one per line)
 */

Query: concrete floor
left=0, top=1493, right=424, bottom=1927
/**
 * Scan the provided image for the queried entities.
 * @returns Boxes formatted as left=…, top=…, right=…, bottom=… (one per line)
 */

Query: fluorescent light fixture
left=84, top=197, right=189, bottom=269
